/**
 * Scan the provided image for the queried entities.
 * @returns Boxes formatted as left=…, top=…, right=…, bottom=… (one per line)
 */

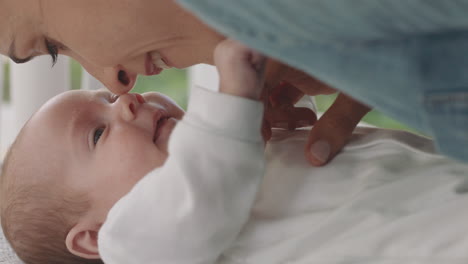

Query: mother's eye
left=44, top=38, right=61, bottom=66
left=93, top=127, right=105, bottom=145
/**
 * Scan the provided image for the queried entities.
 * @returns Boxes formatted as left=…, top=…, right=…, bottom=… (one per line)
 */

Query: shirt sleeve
left=177, top=0, right=468, bottom=43
left=98, top=86, right=265, bottom=264
left=175, top=0, right=468, bottom=163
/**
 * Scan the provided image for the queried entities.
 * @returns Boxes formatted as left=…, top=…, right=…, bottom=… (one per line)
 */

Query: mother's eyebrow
left=8, top=39, right=34, bottom=64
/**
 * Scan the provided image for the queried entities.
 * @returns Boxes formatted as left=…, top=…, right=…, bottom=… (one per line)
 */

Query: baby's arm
left=98, top=40, right=266, bottom=264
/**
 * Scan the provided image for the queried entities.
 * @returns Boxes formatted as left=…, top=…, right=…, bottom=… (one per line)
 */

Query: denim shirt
left=177, top=0, right=468, bottom=162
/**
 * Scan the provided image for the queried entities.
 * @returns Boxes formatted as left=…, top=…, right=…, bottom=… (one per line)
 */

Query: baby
left=0, top=40, right=267, bottom=264
left=3, top=39, right=468, bottom=264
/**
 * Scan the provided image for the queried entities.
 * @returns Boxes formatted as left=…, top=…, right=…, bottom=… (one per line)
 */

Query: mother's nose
left=81, top=62, right=136, bottom=95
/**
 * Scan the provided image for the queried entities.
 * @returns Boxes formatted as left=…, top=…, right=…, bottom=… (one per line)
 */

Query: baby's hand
left=214, top=39, right=266, bottom=100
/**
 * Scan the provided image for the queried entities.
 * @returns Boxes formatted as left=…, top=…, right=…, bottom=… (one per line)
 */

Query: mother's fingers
left=268, top=81, right=304, bottom=107
left=266, top=105, right=317, bottom=130
left=261, top=119, right=273, bottom=143
left=305, top=93, right=371, bottom=166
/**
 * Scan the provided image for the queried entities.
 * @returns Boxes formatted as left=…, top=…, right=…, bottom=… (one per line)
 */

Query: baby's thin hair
left=0, top=130, right=104, bottom=264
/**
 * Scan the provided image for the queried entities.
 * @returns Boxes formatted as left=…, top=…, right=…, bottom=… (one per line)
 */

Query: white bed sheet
left=0, top=226, right=22, bottom=264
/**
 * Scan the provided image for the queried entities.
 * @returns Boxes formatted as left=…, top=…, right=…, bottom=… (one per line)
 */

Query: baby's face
left=21, top=89, right=184, bottom=217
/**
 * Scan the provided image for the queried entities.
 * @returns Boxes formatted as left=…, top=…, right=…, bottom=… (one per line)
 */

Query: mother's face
left=0, top=0, right=223, bottom=94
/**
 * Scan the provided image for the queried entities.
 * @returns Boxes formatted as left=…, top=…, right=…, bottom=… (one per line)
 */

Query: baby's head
left=0, top=89, right=184, bottom=263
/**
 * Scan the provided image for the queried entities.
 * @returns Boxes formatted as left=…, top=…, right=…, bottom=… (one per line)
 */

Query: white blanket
left=0, top=227, right=22, bottom=264
left=2, top=127, right=467, bottom=263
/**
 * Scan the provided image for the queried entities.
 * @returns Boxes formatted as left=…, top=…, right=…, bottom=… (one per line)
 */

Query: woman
left=177, top=0, right=468, bottom=163
left=1, top=0, right=466, bottom=163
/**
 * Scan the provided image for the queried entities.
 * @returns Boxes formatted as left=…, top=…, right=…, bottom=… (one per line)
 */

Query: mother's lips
left=145, top=52, right=171, bottom=76
left=150, top=51, right=171, bottom=69
left=145, top=53, right=162, bottom=76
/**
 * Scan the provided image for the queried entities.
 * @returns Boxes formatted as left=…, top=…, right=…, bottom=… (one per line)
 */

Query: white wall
left=1, top=56, right=70, bottom=158
left=0, top=56, right=5, bottom=154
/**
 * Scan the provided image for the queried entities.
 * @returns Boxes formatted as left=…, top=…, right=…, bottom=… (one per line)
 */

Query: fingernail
left=276, top=122, right=288, bottom=129
left=309, top=140, right=330, bottom=163
left=297, top=120, right=312, bottom=127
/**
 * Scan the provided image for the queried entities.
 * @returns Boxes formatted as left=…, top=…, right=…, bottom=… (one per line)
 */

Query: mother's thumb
left=306, top=93, right=371, bottom=166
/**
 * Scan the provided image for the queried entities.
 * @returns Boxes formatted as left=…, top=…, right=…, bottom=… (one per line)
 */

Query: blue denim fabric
left=178, top=0, right=468, bottom=161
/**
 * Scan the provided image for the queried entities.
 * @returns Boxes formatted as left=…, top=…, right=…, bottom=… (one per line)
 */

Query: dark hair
left=1, top=130, right=104, bottom=264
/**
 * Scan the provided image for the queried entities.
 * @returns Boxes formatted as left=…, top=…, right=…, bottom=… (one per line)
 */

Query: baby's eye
left=93, top=127, right=105, bottom=145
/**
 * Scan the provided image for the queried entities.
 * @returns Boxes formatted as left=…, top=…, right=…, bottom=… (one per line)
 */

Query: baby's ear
left=65, top=223, right=101, bottom=259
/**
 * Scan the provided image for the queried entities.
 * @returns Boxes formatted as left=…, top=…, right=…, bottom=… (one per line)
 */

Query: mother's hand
left=264, top=60, right=371, bottom=166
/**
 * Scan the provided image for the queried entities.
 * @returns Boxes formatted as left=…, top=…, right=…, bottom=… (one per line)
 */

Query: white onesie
left=99, top=86, right=468, bottom=264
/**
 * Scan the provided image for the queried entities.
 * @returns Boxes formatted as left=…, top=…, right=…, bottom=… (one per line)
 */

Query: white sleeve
left=98, top=86, right=265, bottom=264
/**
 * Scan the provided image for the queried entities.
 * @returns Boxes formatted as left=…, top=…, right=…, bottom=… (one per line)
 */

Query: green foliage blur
left=314, top=94, right=418, bottom=133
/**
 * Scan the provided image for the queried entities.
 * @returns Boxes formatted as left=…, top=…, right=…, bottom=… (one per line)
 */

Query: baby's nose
left=116, top=93, right=145, bottom=121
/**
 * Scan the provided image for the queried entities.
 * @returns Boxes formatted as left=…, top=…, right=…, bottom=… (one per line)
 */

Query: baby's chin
left=154, top=117, right=178, bottom=153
